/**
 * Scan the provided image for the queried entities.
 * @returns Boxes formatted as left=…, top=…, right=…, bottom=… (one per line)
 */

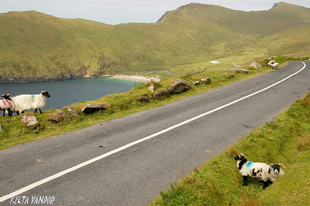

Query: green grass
left=149, top=90, right=310, bottom=206
left=1, top=2, right=310, bottom=203
left=0, top=3, right=310, bottom=80
left=0, top=56, right=306, bottom=150
left=0, top=59, right=308, bottom=205
left=0, top=63, right=273, bottom=150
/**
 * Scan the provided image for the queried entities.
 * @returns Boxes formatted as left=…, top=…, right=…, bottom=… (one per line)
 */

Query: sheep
left=271, top=62, right=279, bottom=69
left=267, top=60, right=276, bottom=67
left=267, top=60, right=279, bottom=69
left=3, top=94, right=14, bottom=116
left=235, top=154, right=285, bottom=189
left=11, top=91, right=51, bottom=115
left=0, top=94, right=13, bottom=116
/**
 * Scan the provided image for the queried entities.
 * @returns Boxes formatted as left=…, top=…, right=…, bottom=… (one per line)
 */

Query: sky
left=1, top=0, right=310, bottom=25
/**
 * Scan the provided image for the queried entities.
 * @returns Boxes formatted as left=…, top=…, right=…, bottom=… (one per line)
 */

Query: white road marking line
left=0, top=62, right=306, bottom=202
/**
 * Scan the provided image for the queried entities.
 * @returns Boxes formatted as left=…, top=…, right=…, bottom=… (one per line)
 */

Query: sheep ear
left=269, top=163, right=274, bottom=166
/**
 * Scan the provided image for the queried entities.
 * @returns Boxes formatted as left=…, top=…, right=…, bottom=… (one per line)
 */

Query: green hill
left=0, top=2, right=309, bottom=81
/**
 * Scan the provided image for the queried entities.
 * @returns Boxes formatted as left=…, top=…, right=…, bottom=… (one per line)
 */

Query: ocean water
left=0, top=78, right=140, bottom=111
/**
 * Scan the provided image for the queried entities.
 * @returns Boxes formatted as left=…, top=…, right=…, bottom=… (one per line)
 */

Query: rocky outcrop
left=192, top=77, right=212, bottom=85
left=49, top=109, right=72, bottom=123
left=202, top=77, right=211, bottom=84
left=227, top=73, right=235, bottom=79
left=168, top=79, right=191, bottom=94
left=136, top=94, right=150, bottom=103
left=21, top=114, right=40, bottom=129
left=250, top=62, right=262, bottom=69
left=200, top=77, right=211, bottom=84
left=192, top=80, right=200, bottom=85
left=64, top=106, right=80, bottom=117
left=235, top=69, right=249, bottom=74
left=82, top=104, right=108, bottom=114
left=152, top=88, right=170, bottom=99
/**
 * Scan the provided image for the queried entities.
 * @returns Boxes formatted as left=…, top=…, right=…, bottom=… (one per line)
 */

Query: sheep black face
left=2, top=94, right=12, bottom=100
left=41, top=91, right=51, bottom=98
left=235, top=154, right=247, bottom=170
left=271, top=165, right=280, bottom=174
left=235, top=154, right=246, bottom=161
left=269, top=163, right=283, bottom=174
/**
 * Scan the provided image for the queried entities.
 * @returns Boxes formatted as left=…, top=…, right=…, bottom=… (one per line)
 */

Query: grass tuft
left=297, top=134, right=310, bottom=150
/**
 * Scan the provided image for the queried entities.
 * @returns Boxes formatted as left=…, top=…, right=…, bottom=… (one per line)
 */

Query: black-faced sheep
left=235, top=154, right=285, bottom=189
left=0, top=94, right=13, bottom=116
left=271, top=62, right=279, bottom=69
left=11, top=91, right=51, bottom=115
left=267, top=60, right=279, bottom=69
left=267, top=60, right=276, bottom=67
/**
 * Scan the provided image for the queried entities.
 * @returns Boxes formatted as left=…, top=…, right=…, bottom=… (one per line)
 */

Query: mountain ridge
left=0, top=2, right=309, bottom=82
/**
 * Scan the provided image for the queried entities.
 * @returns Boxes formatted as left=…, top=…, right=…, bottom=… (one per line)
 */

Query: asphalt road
left=0, top=61, right=309, bottom=205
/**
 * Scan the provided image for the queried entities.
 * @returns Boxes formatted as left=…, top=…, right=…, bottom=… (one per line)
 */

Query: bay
left=0, top=78, right=140, bottom=111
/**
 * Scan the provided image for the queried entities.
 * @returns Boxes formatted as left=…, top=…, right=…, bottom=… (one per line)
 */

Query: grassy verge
left=0, top=63, right=271, bottom=150
left=0, top=57, right=306, bottom=151
left=149, top=90, right=310, bottom=205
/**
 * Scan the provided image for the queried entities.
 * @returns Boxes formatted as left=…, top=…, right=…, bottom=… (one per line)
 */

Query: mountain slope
left=0, top=3, right=309, bottom=81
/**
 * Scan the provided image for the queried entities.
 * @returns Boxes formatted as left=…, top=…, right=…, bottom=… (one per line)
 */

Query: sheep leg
left=242, top=176, right=248, bottom=186
left=2, top=110, right=5, bottom=117
left=262, top=180, right=272, bottom=189
left=34, top=108, right=43, bottom=114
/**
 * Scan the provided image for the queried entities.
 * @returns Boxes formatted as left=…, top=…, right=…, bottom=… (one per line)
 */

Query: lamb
left=0, top=94, right=13, bottom=116
left=235, top=154, right=285, bottom=189
left=11, top=91, right=51, bottom=115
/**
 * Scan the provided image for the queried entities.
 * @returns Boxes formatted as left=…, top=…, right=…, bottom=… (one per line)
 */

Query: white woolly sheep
left=235, top=154, right=285, bottom=189
left=267, top=60, right=279, bottom=69
left=271, top=62, right=279, bottom=69
left=0, top=94, right=13, bottom=116
left=267, top=60, right=276, bottom=67
left=11, top=91, right=51, bottom=115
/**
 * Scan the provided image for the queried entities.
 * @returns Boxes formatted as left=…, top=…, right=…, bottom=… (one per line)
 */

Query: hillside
left=0, top=2, right=309, bottom=82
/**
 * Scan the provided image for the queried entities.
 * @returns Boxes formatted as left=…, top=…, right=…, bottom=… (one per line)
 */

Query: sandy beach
left=109, top=75, right=160, bottom=83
